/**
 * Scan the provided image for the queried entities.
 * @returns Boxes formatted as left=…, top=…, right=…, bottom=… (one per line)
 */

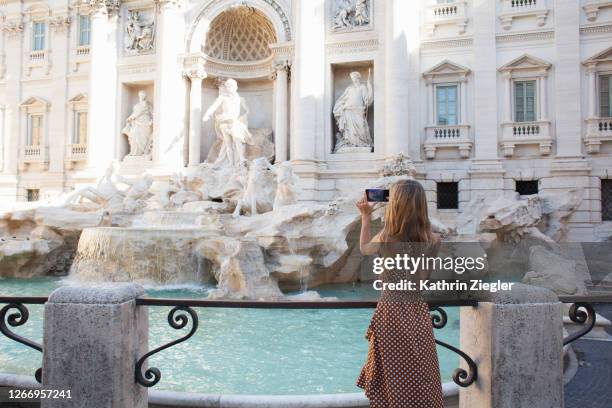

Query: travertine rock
left=457, top=191, right=582, bottom=242
left=523, top=246, right=587, bottom=295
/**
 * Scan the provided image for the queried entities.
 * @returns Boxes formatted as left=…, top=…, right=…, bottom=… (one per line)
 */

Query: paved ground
left=564, top=304, right=612, bottom=408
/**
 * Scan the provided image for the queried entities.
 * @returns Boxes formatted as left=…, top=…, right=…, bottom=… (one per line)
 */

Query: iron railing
left=0, top=295, right=606, bottom=390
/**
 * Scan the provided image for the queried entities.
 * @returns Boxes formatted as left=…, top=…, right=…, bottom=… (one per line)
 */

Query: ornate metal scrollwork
left=0, top=303, right=43, bottom=383
left=563, top=302, right=596, bottom=346
left=135, top=306, right=199, bottom=387
left=429, top=306, right=478, bottom=388
left=429, top=306, right=448, bottom=329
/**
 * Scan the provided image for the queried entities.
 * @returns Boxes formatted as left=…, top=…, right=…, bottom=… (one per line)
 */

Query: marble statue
left=125, top=11, right=155, bottom=54
left=122, top=90, right=153, bottom=158
left=333, top=71, right=374, bottom=152
left=117, top=173, right=154, bottom=213
left=158, top=173, right=202, bottom=209
left=64, top=162, right=125, bottom=209
left=203, top=79, right=253, bottom=168
left=354, top=0, right=370, bottom=26
left=232, top=158, right=274, bottom=217
left=273, top=162, right=300, bottom=210
left=333, top=0, right=370, bottom=31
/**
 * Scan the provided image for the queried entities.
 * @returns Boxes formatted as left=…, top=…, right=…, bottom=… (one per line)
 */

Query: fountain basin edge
left=0, top=373, right=459, bottom=408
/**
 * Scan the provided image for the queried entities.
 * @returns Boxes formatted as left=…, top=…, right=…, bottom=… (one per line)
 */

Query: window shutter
left=515, top=82, right=524, bottom=122
left=601, top=75, right=610, bottom=118
left=525, top=81, right=536, bottom=122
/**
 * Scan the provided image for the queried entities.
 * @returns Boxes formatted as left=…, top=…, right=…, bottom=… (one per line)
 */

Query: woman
left=356, top=180, right=444, bottom=408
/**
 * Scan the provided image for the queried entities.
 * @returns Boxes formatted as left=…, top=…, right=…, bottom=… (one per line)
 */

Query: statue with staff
left=333, top=69, right=374, bottom=152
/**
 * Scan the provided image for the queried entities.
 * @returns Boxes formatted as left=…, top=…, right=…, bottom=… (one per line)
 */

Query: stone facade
left=1, top=0, right=612, bottom=240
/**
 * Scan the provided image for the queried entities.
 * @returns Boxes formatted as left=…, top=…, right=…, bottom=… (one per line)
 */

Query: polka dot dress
left=356, top=260, right=444, bottom=407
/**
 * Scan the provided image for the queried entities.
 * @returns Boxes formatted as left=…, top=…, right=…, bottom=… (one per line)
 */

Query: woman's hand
left=356, top=194, right=374, bottom=217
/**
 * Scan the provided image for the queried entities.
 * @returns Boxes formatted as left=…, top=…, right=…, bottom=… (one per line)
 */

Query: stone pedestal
left=459, top=284, right=563, bottom=408
left=42, top=284, right=148, bottom=408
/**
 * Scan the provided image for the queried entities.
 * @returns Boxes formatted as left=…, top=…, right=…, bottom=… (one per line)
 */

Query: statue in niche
left=122, top=90, right=153, bottom=159
left=333, top=71, right=374, bottom=153
left=125, top=10, right=155, bottom=54
left=333, top=0, right=370, bottom=31
left=204, top=79, right=275, bottom=168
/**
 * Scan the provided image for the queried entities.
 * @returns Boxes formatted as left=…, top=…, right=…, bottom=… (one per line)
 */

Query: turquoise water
left=0, top=278, right=460, bottom=395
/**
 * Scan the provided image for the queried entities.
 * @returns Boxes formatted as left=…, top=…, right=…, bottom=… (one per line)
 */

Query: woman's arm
left=356, top=194, right=381, bottom=255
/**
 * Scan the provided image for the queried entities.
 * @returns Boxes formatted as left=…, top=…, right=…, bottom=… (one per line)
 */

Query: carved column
left=155, top=0, right=187, bottom=169
left=291, top=0, right=324, bottom=165
left=48, top=16, right=71, bottom=176
left=539, top=72, right=548, bottom=121
left=87, top=0, right=120, bottom=173
left=1, top=20, right=24, bottom=176
left=385, top=0, right=413, bottom=156
left=586, top=64, right=597, bottom=119
left=272, top=60, right=290, bottom=163
left=426, top=78, right=435, bottom=126
left=185, top=64, right=206, bottom=167
left=460, top=75, right=468, bottom=125
left=502, top=71, right=512, bottom=123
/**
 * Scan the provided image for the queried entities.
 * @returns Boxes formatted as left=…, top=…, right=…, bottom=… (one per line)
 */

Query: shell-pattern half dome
left=204, top=6, right=277, bottom=63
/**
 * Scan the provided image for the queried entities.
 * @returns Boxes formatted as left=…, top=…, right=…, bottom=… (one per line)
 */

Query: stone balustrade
left=585, top=117, right=612, bottom=154
left=499, top=0, right=549, bottom=30
left=424, top=124, right=472, bottom=159
left=500, top=120, right=552, bottom=157
left=426, top=0, right=468, bottom=36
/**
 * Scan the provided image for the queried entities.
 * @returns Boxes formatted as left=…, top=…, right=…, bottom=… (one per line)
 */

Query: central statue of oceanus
left=203, top=78, right=274, bottom=168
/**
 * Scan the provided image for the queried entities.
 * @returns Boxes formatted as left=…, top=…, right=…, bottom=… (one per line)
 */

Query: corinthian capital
left=270, top=59, right=291, bottom=80
left=156, top=0, right=183, bottom=11
left=184, top=65, right=206, bottom=80
left=81, top=0, right=121, bottom=16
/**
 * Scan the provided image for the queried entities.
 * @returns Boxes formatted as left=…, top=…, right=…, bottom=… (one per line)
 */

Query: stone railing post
left=460, top=284, right=563, bottom=408
left=42, top=284, right=148, bottom=408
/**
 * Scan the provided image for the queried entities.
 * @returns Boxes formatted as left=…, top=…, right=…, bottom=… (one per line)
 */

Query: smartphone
left=366, top=189, right=389, bottom=202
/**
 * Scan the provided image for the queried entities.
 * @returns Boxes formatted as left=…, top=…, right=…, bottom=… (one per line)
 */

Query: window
left=28, top=115, right=43, bottom=146
left=27, top=189, right=40, bottom=202
left=32, top=22, right=45, bottom=51
left=514, top=80, right=536, bottom=122
left=437, top=182, right=459, bottom=209
left=436, top=85, right=458, bottom=125
left=601, top=74, right=611, bottom=118
left=602, top=180, right=612, bottom=221
left=75, top=112, right=88, bottom=145
left=516, top=180, right=539, bottom=196
left=78, top=15, right=91, bottom=46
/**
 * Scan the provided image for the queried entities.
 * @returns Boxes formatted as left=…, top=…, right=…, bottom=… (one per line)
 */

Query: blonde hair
left=381, top=180, right=433, bottom=243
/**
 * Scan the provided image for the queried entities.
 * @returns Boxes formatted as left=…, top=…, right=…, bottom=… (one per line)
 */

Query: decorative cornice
left=2, top=20, right=23, bottom=34
left=80, top=0, right=121, bottom=16
left=496, top=30, right=554, bottom=43
left=420, top=37, right=473, bottom=50
left=49, top=15, right=71, bottom=32
left=325, top=38, right=379, bottom=55
left=580, top=24, right=612, bottom=36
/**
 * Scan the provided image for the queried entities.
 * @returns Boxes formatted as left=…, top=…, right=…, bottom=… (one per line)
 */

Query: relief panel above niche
left=124, top=7, right=156, bottom=56
left=331, top=0, right=373, bottom=33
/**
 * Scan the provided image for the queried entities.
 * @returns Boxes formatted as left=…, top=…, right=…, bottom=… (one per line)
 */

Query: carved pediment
left=68, top=93, right=88, bottom=109
left=68, top=93, right=88, bottom=103
left=584, top=46, right=612, bottom=65
left=25, top=4, right=51, bottom=19
left=499, top=54, right=551, bottom=72
left=423, top=60, right=471, bottom=79
left=20, top=96, right=50, bottom=110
